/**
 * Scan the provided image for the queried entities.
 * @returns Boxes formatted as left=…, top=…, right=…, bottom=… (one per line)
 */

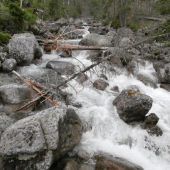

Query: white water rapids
left=30, top=24, right=170, bottom=170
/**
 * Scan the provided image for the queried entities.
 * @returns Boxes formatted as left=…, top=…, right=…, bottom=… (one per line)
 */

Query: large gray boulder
left=113, top=89, right=153, bottom=123
left=0, top=107, right=82, bottom=170
left=0, top=84, right=35, bottom=117
left=46, top=61, right=75, bottom=75
left=2, top=59, right=17, bottom=72
left=79, top=33, right=112, bottom=47
left=8, top=33, right=42, bottom=66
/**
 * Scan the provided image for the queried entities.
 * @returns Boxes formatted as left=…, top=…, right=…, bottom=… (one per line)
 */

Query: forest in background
left=0, top=0, right=170, bottom=44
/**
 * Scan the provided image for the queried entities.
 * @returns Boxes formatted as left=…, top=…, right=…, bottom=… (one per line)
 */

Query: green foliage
left=102, top=18, right=121, bottom=29
left=0, top=32, right=11, bottom=44
left=23, top=10, right=36, bottom=25
left=157, top=19, right=170, bottom=33
left=155, top=0, right=170, bottom=15
left=48, top=0, right=66, bottom=19
left=127, top=21, right=139, bottom=32
left=9, top=2, right=25, bottom=30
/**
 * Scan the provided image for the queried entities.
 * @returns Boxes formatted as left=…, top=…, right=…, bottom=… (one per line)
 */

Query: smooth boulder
left=8, top=33, right=42, bottom=66
left=113, top=89, right=153, bottom=123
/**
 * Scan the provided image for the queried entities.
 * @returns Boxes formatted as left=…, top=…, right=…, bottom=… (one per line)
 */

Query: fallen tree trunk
left=12, top=71, right=58, bottom=106
left=38, top=41, right=108, bottom=51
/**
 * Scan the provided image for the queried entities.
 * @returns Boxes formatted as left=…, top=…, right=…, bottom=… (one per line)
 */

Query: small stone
left=77, top=150, right=90, bottom=161
left=111, top=86, right=119, bottom=92
left=100, top=74, right=108, bottom=80
left=93, top=79, right=109, bottom=91
left=2, top=59, right=17, bottom=72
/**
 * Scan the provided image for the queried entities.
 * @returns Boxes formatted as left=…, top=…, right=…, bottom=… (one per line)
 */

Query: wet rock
left=0, top=84, right=35, bottom=117
left=143, top=113, right=159, bottom=128
left=147, top=125, right=163, bottom=136
left=100, top=74, right=108, bottom=80
left=46, top=60, right=75, bottom=75
left=137, top=74, right=157, bottom=88
left=8, top=33, right=42, bottom=66
left=76, top=73, right=88, bottom=84
left=60, top=51, right=72, bottom=58
left=142, top=53, right=155, bottom=60
left=140, top=113, right=162, bottom=136
left=0, top=107, right=82, bottom=170
left=87, top=50, right=103, bottom=62
left=111, top=86, right=119, bottom=92
left=127, top=59, right=146, bottom=75
left=77, top=150, right=90, bottom=161
left=95, top=152, right=144, bottom=170
left=72, top=103, right=82, bottom=108
left=113, top=89, right=153, bottom=123
left=0, top=52, right=7, bottom=63
left=105, top=47, right=132, bottom=66
left=160, top=84, right=170, bottom=91
left=93, top=79, right=109, bottom=91
left=79, top=33, right=112, bottom=47
left=2, top=59, right=17, bottom=72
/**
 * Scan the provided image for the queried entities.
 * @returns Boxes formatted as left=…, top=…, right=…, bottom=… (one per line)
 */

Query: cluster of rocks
left=0, top=33, right=42, bottom=72
left=0, top=17, right=168, bottom=169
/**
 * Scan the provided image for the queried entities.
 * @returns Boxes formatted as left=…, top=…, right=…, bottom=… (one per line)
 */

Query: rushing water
left=26, top=24, right=170, bottom=170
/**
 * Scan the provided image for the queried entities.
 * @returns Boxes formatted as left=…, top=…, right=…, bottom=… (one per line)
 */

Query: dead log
left=12, top=71, right=58, bottom=106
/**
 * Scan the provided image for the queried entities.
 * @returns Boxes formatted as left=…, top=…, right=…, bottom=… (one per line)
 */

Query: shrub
left=127, top=21, right=139, bottom=32
left=0, top=32, right=11, bottom=44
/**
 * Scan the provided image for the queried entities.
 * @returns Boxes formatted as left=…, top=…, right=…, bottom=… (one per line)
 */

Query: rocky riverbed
left=0, top=18, right=170, bottom=170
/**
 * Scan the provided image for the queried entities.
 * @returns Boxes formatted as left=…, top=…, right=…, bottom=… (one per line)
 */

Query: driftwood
left=12, top=71, right=58, bottom=109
